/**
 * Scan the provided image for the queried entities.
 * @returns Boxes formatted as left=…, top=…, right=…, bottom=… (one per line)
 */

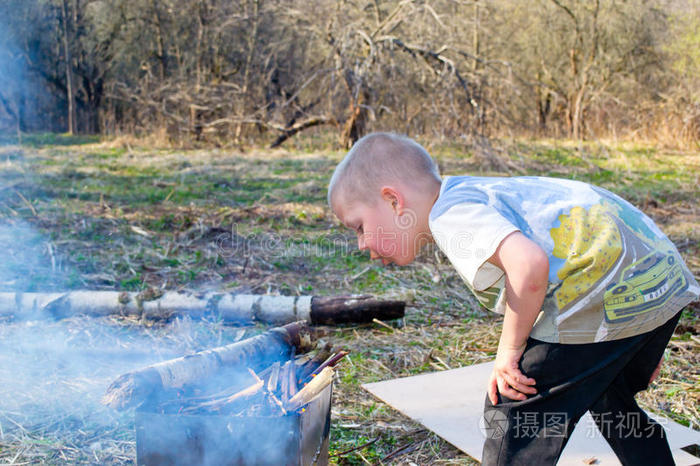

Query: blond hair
left=328, top=132, right=441, bottom=207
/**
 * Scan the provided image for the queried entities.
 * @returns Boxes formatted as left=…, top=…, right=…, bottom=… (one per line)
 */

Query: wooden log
left=0, top=291, right=405, bottom=325
left=310, top=295, right=405, bottom=324
left=102, top=321, right=314, bottom=411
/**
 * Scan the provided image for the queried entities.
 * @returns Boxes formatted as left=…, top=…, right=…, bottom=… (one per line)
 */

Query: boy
left=328, top=132, right=699, bottom=465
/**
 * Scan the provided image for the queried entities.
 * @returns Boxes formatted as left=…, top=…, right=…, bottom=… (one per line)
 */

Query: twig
left=267, top=393, right=287, bottom=415
left=330, top=437, right=378, bottom=457
left=14, top=190, right=37, bottom=216
left=356, top=451, right=372, bottom=465
left=184, top=369, right=264, bottom=412
left=349, top=266, right=371, bottom=282
left=434, top=355, right=452, bottom=370
left=380, top=440, right=420, bottom=462
left=372, top=318, right=399, bottom=333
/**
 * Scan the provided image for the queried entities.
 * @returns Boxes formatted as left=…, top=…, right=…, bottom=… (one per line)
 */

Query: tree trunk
left=60, top=0, right=76, bottom=134
left=339, top=88, right=368, bottom=149
left=537, top=83, right=551, bottom=134
left=102, top=321, right=314, bottom=410
left=472, top=0, right=480, bottom=72
left=235, top=0, right=261, bottom=142
left=151, top=0, right=168, bottom=81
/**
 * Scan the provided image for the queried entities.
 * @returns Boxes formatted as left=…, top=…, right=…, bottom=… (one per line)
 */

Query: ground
left=0, top=133, right=697, bottom=464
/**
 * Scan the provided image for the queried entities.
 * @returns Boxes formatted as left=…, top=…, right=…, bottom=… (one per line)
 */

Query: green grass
left=0, top=132, right=100, bottom=147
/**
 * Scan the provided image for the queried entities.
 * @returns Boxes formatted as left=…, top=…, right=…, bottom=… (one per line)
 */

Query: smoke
left=0, top=291, right=250, bottom=431
left=0, top=221, right=69, bottom=290
left=0, top=212, right=258, bottom=460
left=0, top=17, right=26, bottom=134
left=0, top=214, right=317, bottom=464
left=0, top=317, right=185, bottom=430
left=0, top=0, right=66, bottom=135
left=0, top=43, right=326, bottom=459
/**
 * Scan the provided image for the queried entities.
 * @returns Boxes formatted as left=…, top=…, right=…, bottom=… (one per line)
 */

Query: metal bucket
left=135, top=384, right=332, bottom=466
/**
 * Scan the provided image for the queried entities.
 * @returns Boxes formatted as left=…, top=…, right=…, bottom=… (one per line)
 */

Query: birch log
left=0, top=291, right=404, bottom=324
left=102, top=321, right=313, bottom=411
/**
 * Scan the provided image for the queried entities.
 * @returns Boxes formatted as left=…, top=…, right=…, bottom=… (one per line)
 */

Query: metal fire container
left=135, top=384, right=332, bottom=466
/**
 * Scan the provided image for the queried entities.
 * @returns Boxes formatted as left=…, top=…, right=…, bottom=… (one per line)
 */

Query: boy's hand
left=488, top=343, right=537, bottom=405
left=485, top=232, right=546, bottom=405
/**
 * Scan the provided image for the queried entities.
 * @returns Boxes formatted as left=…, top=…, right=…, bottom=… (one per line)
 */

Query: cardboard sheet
left=363, top=361, right=700, bottom=465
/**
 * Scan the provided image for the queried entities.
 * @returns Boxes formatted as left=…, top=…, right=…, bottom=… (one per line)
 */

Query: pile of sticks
left=164, top=343, right=348, bottom=417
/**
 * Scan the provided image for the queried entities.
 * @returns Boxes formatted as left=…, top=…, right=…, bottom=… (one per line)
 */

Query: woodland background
left=1, top=0, right=699, bottom=148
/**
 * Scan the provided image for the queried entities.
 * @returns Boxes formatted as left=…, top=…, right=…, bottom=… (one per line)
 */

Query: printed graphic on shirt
left=604, top=248, right=686, bottom=323
left=474, top=285, right=502, bottom=310
left=549, top=201, right=623, bottom=311
left=548, top=197, right=689, bottom=339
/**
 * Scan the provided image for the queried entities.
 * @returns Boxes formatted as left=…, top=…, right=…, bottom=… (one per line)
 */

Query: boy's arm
left=486, top=231, right=549, bottom=405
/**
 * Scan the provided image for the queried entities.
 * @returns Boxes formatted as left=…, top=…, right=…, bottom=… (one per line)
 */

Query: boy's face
left=333, top=193, right=420, bottom=266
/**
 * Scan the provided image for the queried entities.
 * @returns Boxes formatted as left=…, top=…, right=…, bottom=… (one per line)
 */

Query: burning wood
left=279, top=360, right=297, bottom=400
left=134, top=352, right=336, bottom=465
left=102, top=321, right=313, bottom=410
left=311, top=350, right=349, bottom=378
left=146, top=343, right=347, bottom=418
left=287, top=360, right=299, bottom=397
left=0, top=291, right=405, bottom=325
left=266, top=361, right=281, bottom=393
left=185, top=369, right=265, bottom=414
left=297, top=341, right=333, bottom=381
left=286, top=367, right=335, bottom=412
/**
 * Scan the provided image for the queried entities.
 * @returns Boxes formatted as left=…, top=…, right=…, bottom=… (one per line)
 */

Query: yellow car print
left=604, top=251, right=687, bottom=323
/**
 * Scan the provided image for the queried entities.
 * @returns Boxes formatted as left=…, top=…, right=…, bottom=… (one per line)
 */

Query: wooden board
left=363, top=361, right=700, bottom=465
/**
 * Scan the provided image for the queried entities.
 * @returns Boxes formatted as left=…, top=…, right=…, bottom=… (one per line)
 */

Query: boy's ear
left=380, top=186, right=404, bottom=214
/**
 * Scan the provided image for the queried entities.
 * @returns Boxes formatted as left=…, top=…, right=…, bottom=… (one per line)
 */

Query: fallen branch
left=102, top=321, right=313, bottom=411
left=269, top=116, right=332, bottom=148
left=0, top=291, right=405, bottom=325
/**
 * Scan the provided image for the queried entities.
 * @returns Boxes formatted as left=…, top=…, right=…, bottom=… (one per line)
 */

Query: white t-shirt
left=429, top=176, right=700, bottom=343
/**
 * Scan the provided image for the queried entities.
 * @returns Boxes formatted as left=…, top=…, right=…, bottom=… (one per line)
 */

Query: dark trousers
left=481, top=311, right=682, bottom=466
